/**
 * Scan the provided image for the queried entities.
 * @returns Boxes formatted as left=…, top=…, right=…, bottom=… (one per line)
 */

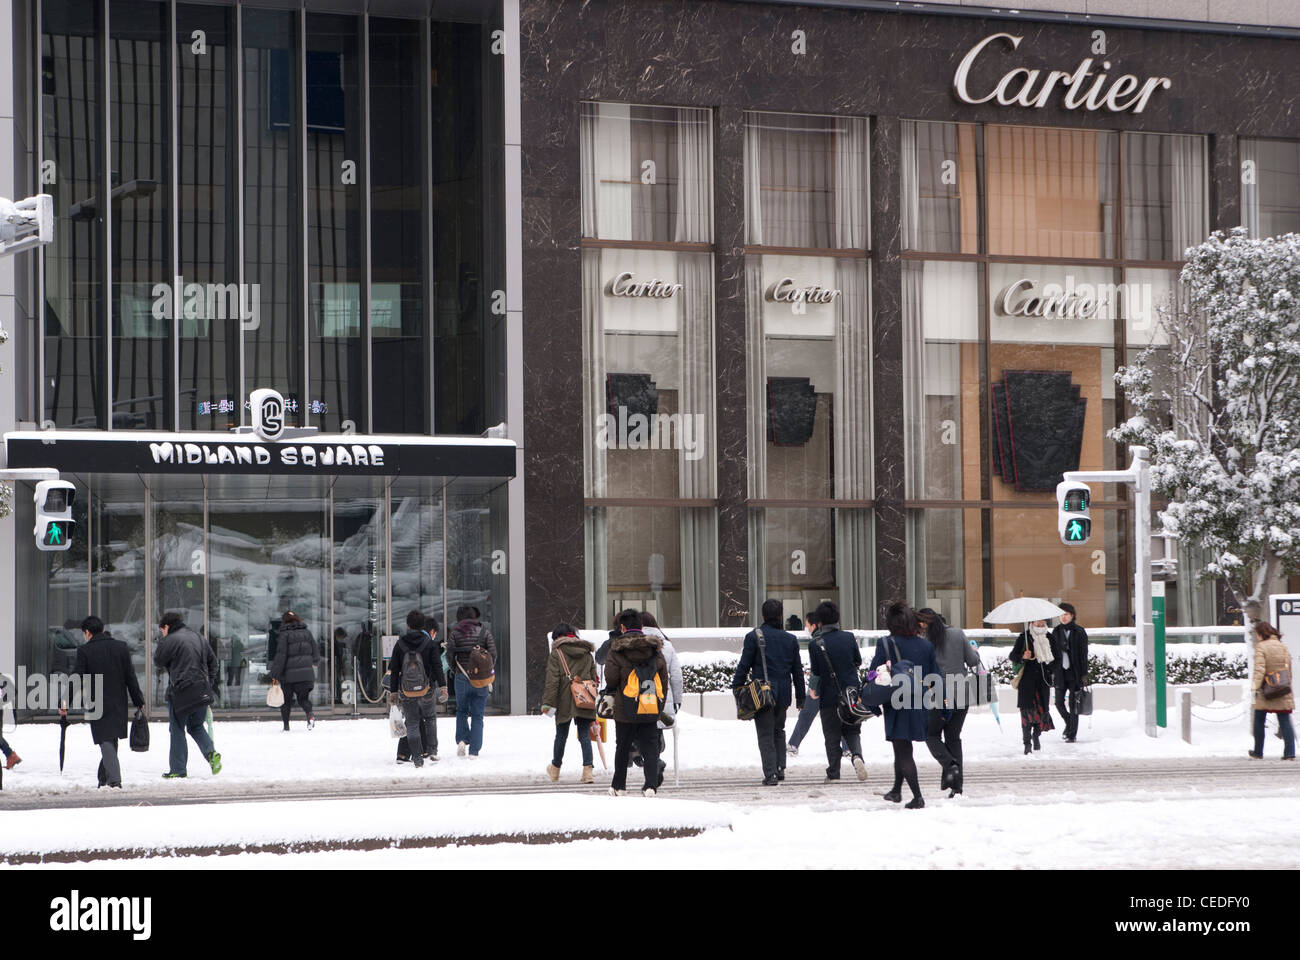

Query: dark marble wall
left=518, top=0, right=1300, bottom=704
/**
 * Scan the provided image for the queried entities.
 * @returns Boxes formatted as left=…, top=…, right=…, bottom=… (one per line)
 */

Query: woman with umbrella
left=1009, top=619, right=1056, bottom=754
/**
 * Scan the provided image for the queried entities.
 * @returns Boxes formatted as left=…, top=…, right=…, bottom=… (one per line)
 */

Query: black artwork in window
left=606, top=373, right=659, bottom=420
left=767, top=376, right=818, bottom=446
left=992, top=370, right=1086, bottom=492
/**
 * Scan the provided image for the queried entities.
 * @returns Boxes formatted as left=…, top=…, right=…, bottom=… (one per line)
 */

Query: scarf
left=1029, top=624, right=1055, bottom=665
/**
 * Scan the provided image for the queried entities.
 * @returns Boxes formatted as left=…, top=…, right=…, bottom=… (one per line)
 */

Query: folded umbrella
left=58, top=700, right=68, bottom=773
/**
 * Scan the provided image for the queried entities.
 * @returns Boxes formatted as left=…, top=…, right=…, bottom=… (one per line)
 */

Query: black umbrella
left=58, top=700, right=68, bottom=773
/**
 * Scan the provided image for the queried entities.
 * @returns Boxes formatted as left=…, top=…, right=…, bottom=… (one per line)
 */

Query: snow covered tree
left=1112, top=228, right=1300, bottom=621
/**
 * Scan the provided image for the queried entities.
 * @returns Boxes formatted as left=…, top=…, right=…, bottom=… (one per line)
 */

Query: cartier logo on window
left=605, top=271, right=683, bottom=299
left=763, top=277, right=841, bottom=305
left=953, top=33, right=1172, bottom=114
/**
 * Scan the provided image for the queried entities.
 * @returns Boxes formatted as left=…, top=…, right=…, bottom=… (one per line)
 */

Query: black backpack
left=400, top=644, right=430, bottom=698
left=620, top=660, right=663, bottom=720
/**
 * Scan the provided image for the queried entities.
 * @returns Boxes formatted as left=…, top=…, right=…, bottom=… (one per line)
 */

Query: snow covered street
left=2, top=704, right=1296, bottom=868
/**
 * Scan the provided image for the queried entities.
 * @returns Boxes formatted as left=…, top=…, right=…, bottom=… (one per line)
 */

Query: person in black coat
left=387, top=609, right=447, bottom=768
left=732, top=599, right=806, bottom=786
left=1009, top=619, right=1056, bottom=754
left=74, top=615, right=145, bottom=788
left=869, top=603, right=941, bottom=809
left=1049, top=602, right=1089, bottom=742
left=269, top=612, right=321, bottom=730
left=806, top=600, right=867, bottom=783
left=155, top=610, right=221, bottom=778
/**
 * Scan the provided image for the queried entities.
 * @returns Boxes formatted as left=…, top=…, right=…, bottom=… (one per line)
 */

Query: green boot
left=161, top=771, right=186, bottom=779
left=206, top=751, right=222, bottom=775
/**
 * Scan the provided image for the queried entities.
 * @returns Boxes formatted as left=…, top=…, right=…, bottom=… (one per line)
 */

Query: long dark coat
left=74, top=633, right=145, bottom=744
left=870, top=633, right=940, bottom=742
left=1009, top=631, right=1054, bottom=711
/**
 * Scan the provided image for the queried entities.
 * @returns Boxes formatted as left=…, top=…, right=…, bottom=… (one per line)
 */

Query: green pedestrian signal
left=1056, top=480, right=1092, bottom=545
left=34, top=480, right=77, bottom=552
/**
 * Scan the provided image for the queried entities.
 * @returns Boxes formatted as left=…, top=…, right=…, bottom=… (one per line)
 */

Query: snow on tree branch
left=1112, top=228, right=1300, bottom=614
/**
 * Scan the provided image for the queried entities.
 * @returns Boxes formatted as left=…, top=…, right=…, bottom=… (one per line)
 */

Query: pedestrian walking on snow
left=74, top=615, right=146, bottom=788
left=1049, top=602, right=1089, bottom=742
left=732, top=598, right=804, bottom=785
left=918, top=607, right=979, bottom=797
left=269, top=611, right=320, bottom=731
left=806, top=601, right=868, bottom=784
left=1247, top=621, right=1294, bottom=760
left=598, top=609, right=670, bottom=796
left=155, top=611, right=221, bottom=779
left=1010, top=619, right=1055, bottom=755
left=871, top=603, right=940, bottom=808
left=639, top=610, right=681, bottom=790
left=541, top=624, right=599, bottom=784
left=448, top=605, right=496, bottom=757
left=388, top=609, right=446, bottom=768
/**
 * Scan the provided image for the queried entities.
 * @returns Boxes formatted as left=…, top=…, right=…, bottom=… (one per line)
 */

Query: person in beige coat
left=1248, top=621, right=1294, bottom=760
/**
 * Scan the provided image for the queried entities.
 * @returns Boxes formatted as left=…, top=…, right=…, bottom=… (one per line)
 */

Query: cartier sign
left=954, top=33, right=1172, bottom=114
left=764, top=277, right=841, bottom=305
left=605, top=272, right=682, bottom=299
left=995, top=278, right=1104, bottom=321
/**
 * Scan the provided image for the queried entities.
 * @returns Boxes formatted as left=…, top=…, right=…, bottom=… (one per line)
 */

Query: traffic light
left=34, top=480, right=76, bottom=552
left=1056, top=480, right=1091, bottom=545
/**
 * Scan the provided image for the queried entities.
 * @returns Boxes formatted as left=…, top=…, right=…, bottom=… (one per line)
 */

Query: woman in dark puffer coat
left=270, top=612, right=321, bottom=730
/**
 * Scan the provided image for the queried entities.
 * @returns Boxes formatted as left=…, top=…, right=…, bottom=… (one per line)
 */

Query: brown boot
left=579, top=765, right=595, bottom=784
left=545, top=763, right=560, bottom=782
left=5, top=753, right=20, bottom=770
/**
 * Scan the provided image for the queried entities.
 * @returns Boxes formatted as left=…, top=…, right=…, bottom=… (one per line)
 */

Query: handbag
left=1010, top=663, right=1023, bottom=690
left=556, top=646, right=599, bottom=711
left=129, top=708, right=150, bottom=753
left=734, top=630, right=777, bottom=720
left=1070, top=686, right=1094, bottom=716
left=1262, top=668, right=1292, bottom=701
left=266, top=679, right=285, bottom=708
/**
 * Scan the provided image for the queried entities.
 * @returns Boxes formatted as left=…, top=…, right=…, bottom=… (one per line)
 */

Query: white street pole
left=1064, top=445, right=1156, bottom=737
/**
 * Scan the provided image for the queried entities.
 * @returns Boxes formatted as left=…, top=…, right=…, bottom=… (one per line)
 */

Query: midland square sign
left=954, top=32, right=1173, bottom=114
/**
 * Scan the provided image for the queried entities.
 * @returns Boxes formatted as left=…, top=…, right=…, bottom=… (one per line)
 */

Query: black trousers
left=612, top=721, right=661, bottom=792
left=753, top=706, right=789, bottom=778
left=279, top=681, right=314, bottom=726
left=819, top=700, right=862, bottom=777
left=925, top=707, right=968, bottom=776
left=401, top=693, right=438, bottom=760
left=1054, top=684, right=1080, bottom=739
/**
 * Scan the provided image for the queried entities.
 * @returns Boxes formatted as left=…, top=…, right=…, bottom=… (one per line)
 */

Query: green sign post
left=1152, top=580, right=1166, bottom=727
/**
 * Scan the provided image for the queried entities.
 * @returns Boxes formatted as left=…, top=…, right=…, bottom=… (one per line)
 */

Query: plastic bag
left=389, top=704, right=407, bottom=739
left=266, top=680, right=285, bottom=708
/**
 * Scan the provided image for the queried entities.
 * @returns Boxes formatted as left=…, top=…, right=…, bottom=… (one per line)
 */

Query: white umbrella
left=984, top=597, right=1065, bottom=625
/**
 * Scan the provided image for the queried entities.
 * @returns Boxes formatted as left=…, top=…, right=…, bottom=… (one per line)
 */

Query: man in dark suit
left=74, top=615, right=146, bottom=788
left=807, top=600, right=867, bottom=782
left=733, top=599, right=806, bottom=786
left=1050, top=602, right=1090, bottom=742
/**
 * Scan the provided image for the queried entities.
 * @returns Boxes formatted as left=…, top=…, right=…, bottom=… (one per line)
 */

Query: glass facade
left=37, top=0, right=500, bottom=436
left=901, top=119, right=1213, bottom=630
left=743, top=111, right=874, bottom=627
left=580, top=102, right=718, bottom=628
left=17, top=0, right=512, bottom=716
left=1241, top=137, right=1300, bottom=239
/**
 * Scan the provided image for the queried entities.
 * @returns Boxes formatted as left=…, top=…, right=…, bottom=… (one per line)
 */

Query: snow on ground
left=0, top=700, right=1260, bottom=800
left=16, top=794, right=1299, bottom=870
left=676, top=643, right=1247, bottom=669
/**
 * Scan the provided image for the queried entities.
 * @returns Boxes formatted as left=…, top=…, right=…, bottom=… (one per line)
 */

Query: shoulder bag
left=1069, top=685, right=1093, bottom=716
left=735, top=630, right=776, bottom=720
left=1262, top=648, right=1293, bottom=700
left=813, top=636, right=871, bottom=726
left=556, top=646, right=599, bottom=711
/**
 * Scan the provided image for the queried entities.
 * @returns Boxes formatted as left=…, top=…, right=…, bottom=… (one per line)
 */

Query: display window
left=1241, top=138, right=1300, bottom=239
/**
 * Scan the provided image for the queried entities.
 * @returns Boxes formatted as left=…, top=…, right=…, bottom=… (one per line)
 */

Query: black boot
left=1032, top=728, right=1042, bottom=751
left=1023, top=732, right=1032, bottom=755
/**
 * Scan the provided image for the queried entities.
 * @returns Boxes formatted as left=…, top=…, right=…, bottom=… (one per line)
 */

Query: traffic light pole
left=1064, top=446, right=1159, bottom=738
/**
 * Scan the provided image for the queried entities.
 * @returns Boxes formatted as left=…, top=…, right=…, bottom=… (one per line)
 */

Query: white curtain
left=833, top=117, right=868, bottom=250
left=901, top=261, right=926, bottom=502
left=899, top=121, right=921, bottom=251
left=744, top=258, right=767, bottom=499
left=674, top=107, right=713, bottom=243
left=744, top=117, right=765, bottom=246
left=1171, top=135, right=1207, bottom=260
left=581, top=250, right=608, bottom=630
left=677, top=251, right=717, bottom=624
left=833, top=258, right=872, bottom=625
left=1240, top=137, right=1260, bottom=239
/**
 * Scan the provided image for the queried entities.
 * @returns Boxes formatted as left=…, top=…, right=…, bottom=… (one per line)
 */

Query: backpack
left=400, top=646, right=430, bottom=698
left=621, top=661, right=663, bottom=720
left=466, top=643, right=495, bottom=688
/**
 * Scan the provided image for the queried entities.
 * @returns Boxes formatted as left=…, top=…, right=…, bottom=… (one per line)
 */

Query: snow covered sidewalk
left=0, top=701, right=1264, bottom=801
